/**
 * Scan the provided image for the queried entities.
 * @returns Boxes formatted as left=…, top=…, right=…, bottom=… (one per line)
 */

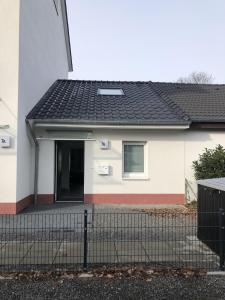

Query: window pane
left=124, top=144, right=144, bottom=173
left=97, top=88, right=124, bottom=95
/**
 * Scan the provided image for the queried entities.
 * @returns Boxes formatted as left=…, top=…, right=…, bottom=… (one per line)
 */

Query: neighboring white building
left=0, top=0, right=72, bottom=213
left=0, top=1, right=225, bottom=214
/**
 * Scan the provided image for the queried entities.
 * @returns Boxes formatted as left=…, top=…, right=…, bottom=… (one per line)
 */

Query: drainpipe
left=26, top=120, right=39, bottom=205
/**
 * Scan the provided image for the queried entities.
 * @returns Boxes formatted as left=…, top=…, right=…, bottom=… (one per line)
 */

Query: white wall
left=184, top=130, right=225, bottom=180
left=184, top=130, right=225, bottom=201
left=84, top=129, right=185, bottom=195
left=37, top=130, right=185, bottom=196
left=38, top=140, right=55, bottom=194
left=0, top=0, right=20, bottom=202
left=37, top=129, right=225, bottom=198
left=16, top=0, right=69, bottom=201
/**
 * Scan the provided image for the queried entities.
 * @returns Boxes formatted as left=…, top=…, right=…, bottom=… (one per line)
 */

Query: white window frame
left=122, top=141, right=148, bottom=180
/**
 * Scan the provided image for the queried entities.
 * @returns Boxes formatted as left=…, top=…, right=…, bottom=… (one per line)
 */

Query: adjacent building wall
left=17, top=0, right=69, bottom=204
left=0, top=0, right=20, bottom=209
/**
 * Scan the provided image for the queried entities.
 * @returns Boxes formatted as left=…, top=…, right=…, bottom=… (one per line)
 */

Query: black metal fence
left=0, top=210, right=222, bottom=271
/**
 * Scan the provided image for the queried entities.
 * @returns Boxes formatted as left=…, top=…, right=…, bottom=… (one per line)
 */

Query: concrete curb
left=207, top=271, right=225, bottom=276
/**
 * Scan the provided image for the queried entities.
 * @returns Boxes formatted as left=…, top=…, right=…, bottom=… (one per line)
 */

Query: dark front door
left=56, top=141, right=84, bottom=202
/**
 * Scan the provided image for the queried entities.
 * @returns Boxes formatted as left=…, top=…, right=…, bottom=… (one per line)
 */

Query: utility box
left=197, top=177, right=225, bottom=269
left=97, top=165, right=110, bottom=175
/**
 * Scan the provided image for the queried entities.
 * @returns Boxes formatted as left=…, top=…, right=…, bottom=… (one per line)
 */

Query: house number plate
left=0, top=136, right=11, bottom=148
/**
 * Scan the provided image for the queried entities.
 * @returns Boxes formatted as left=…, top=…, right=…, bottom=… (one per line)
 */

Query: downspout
left=26, top=120, right=39, bottom=205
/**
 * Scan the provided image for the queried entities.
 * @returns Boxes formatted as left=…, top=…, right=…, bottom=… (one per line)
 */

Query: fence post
left=219, top=208, right=225, bottom=271
left=83, top=209, right=88, bottom=270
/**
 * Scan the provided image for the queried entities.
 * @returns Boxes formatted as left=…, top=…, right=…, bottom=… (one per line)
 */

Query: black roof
left=152, top=82, right=225, bottom=123
left=27, top=80, right=225, bottom=125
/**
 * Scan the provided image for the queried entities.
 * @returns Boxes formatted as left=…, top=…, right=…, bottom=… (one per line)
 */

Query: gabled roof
left=152, top=82, right=225, bottom=123
left=26, top=80, right=189, bottom=126
left=26, top=80, right=225, bottom=126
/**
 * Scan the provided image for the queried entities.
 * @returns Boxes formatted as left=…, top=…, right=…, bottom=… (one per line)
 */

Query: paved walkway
left=22, top=203, right=94, bottom=214
left=0, top=238, right=218, bottom=268
left=0, top=205, right=219, bottom=270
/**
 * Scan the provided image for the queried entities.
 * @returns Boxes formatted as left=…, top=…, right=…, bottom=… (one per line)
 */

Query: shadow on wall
left=184, top=130, right=213, bottom=142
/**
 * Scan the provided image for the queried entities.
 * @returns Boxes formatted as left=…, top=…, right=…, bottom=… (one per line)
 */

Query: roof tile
left=26, top=80, right=225, bottom=125
left=27, top=80, right=188, bottom=125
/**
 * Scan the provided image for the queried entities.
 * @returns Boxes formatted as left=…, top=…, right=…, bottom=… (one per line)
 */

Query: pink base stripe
left=0, top=194, right=54, bottom=214
left=84, top=194, right=185, bottom=205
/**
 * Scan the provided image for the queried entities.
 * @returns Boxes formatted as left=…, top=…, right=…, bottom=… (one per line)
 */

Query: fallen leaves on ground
left=0, top=267, right=206, bottom=282
left=136, top=205, right=197, bottom=218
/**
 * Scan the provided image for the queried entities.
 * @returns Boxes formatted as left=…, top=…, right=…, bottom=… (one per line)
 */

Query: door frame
left=54, top=140, right=85, bottom=203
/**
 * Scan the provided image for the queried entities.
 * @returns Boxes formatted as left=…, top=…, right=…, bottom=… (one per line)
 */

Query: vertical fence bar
left=219, top=208, right=225, bottom=271
left=91, top=204, right=95, bottom=228
left=83, top=210, right=88, bottom=270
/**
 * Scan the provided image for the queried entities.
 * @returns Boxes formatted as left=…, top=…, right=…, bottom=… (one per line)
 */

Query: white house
left=1, top=1, right=225, bottom=214
left=26, top=80, right=225, bottom=208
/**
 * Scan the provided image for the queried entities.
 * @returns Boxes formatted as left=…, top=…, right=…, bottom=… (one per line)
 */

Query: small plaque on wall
left=0, top=136, right=11, bottom=148
left=100, top=139, right=109, bottom=150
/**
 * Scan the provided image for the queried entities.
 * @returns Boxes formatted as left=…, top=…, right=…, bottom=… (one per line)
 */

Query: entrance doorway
left=56, top=141, right=84, bottom=202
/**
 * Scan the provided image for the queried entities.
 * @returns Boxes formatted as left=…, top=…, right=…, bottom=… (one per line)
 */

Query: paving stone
left=88, top=242, right=118, bottom=263
left=181, top=253, right=218, bottom=263
left=54, top=242, right=83, bottom=264
left=116, top=241, right=148, bottom=263
left=0, top=242, right=33, bottom=265
left=142, top=242, right=182, bottom=262
left=148, top=254, right=181, bottom=262
left=21, top=242, right=61, bottom=265
left=143, top=242, right=175, bottom=255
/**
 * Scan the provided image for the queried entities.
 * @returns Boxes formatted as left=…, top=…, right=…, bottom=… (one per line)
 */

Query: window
left=53, top=0, right=59, bottom=15
left=123, top=142, right=148, bottom=179
left=97, top=88, right=124, bottom=96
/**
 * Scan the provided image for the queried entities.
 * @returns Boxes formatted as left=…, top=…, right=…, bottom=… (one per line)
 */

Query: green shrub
left=193, top=144, right=225, bottom=180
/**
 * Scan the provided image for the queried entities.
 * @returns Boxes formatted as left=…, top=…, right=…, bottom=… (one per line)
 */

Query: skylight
left=97, top=88, right=124, bottom=96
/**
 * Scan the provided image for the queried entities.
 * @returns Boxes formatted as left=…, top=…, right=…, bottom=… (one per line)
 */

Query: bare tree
left=177, top=71, right=214, bottom=84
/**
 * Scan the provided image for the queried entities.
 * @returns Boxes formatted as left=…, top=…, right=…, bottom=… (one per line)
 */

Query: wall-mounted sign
left=100, top=139, right=109, bottom=150
left=0, top=136, right=11, bottom=148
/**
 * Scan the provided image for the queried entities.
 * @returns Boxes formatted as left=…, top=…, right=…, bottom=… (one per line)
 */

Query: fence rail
left=0, top=210, right=223, bottom=271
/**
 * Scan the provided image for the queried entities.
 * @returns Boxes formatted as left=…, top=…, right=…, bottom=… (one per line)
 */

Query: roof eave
left=61, top=0, right=73, bottom=72
left=27, top=118, right=190, bottom=129
left=192, top=119, right=225, bottom=123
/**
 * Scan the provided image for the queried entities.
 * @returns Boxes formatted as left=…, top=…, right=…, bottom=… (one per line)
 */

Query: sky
left=67, top=0, right=225, bottom=83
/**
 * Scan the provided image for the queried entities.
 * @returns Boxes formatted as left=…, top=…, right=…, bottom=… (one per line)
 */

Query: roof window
left=97, top=88, right=124, bottom=96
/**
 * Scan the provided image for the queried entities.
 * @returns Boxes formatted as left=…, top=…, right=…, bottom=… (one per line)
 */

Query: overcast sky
left=67, top=0, right=225, bottom=83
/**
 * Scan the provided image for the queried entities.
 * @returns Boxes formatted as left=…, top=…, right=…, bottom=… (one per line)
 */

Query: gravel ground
left=0, top=275, right=225, bottom=299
